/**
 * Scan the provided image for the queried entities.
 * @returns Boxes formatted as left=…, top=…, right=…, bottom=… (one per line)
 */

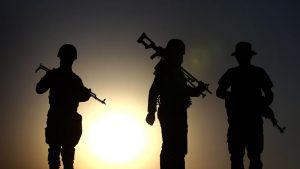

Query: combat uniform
left=36, top=67, right=90, bottom=169
left=218, top=65, right=273, bottom=169
left=148, top=61, right=201, bottom=169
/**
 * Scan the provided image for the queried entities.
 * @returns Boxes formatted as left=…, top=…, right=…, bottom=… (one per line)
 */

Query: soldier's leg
left=160, top=137, right=186, bottom=169
left=160, top=152, right=185, bottom=169
left=48, top=144, right=61, bottom=169
left=160, top=151, right=170, bottom=169
left=247, top=126, right=263, bottom=169
left=62, top=145, right=75, bottom=169
left=228, top=126, right=245, bottom=169
left=248, top=153, right=262, bottom=169
left=173, top=154, right=185, bottom=169
left=173, top=127, right=187, bottom=169
left=160, top=127, right=177, bottom=169
left=229, top=146, right=245, bottom=169
left=46, top=115, right=62, bottom=169
left=178, top=156, right=185, bottom=169
left=159, top=115, right=173, bottom=169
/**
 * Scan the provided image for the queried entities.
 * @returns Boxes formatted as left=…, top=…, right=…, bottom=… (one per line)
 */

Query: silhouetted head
left=165, top=39, right=185, bottom=66
left=57, top=44, right=77, bottom=69
left=231, top=42, right=256, bottom=66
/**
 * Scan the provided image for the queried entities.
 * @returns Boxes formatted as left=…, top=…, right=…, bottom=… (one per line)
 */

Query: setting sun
left=86, top=110, right=147, bottom=164
left=75, top=86, right=162, bottom=169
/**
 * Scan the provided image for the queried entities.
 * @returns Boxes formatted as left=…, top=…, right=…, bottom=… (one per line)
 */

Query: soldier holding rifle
left=216, top=42, right=284, bottom=169
left=138, top=33, right=209, bottom=169
left=36, top=44, right=91, bottom=169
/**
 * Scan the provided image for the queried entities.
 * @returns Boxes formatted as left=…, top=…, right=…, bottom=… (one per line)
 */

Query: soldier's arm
left=36, top=71, right=53, bottom=94
left=216, top=70, right=231, bottom=100
left=148, top=76, right=160, bottom=114
left=77, top=78, right=91, bottom=102
left=79, top=87, right=91, bottom=102
left=186, top=86, right=200, bottom=97
left=216, top=84, right=230, bottom=100
left=260, top=68, right=274, bottom=106
left=262, top=87, right=273, bottom=106
left=146, top=76, right=160, bottom=125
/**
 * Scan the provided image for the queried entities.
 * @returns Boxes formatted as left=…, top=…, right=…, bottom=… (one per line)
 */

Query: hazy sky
left=1, top=0, right=299, bottom=169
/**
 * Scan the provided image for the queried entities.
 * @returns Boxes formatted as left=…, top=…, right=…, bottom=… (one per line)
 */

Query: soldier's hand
left=146, top=112, right=155, bottom=126
left=272, top=118, right=278, bottom=127
left=197, top=81, right=207, bottom=93
left=85, top=88, right=92, bottom=98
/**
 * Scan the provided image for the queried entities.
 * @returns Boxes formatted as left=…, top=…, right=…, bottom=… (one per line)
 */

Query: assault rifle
left=225, top=98, right=286, bottom=133
left=263, top=106, right=286, bottom=133
left=137, top=32, right=212, bottom=98
left=35, top=64, right=106, bottom=105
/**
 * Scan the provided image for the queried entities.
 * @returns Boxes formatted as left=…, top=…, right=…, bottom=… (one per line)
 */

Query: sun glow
left=86, top=111, right=147, bottom=164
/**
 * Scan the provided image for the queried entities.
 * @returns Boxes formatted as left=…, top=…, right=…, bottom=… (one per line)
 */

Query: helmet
left=166, top=39, right=185, bottom=56
left=57, top=44, right=77, bottom=60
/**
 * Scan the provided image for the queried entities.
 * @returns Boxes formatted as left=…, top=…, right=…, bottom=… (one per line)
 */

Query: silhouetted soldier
left=36, top=44, right=91, bottom=169
left=216, top=42, right=274, bottom=169
left=146, top=39, right=206, bottom=169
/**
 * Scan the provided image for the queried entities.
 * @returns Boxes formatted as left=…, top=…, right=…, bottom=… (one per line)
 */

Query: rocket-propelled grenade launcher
left=137, top=32, right=212, bottom=98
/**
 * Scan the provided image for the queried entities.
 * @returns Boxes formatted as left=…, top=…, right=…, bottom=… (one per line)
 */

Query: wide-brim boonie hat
left=231, top=41, right=257, bottom=56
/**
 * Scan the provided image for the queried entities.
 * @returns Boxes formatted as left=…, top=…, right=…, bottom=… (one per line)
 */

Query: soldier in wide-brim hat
left=231, top=41, right=257, bottom=56
left=216, top=41, right=274, bottom=169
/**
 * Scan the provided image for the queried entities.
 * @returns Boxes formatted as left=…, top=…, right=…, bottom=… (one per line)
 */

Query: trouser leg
left=48, top=145, right=61, bottom=169
left=160, top=151, right=170, bottom=169
left=230, top=152, right=245, bottom=169
left=247, top=126, right=263, bottom=169
left=174, top=154, right=185, bottom=169
left=160, top=151, right=185, bottom=169
left=248, top=153, right=262, bottom=169
left=228, top=126, right=245, bottom=169
left=62, top=145, right=75, bottom=169
left=159, top=114, right=187, bottom=169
